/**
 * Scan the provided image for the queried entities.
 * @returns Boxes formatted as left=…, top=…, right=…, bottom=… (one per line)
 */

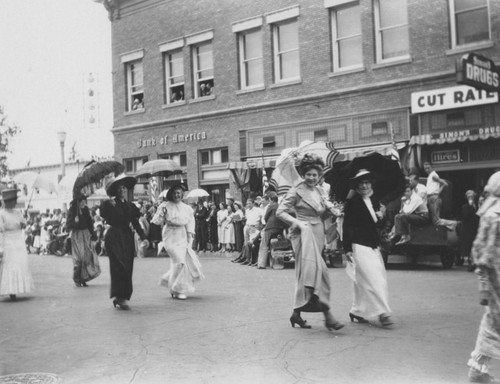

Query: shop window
left=124, top=156, right=148, bottom=173
left=192, top=41, right=214, bottom=99
left=125, top=60, right=144, bottom=111
left=164, top=50, right=185, bottom=104
left=200, top=148, right=228, bottom=166
left=449, top=0, right=490, bottom=48
left=314, top=129, right=329, bottom=142
left=237, top=28, right=264, bottom=90
left=262, top=136, right=276, bottom=149
left=159, top=152, right=187, bottom=167
left=447, top=112, right=466, bottom=127
left=329, top=1, right=363, bottom=72
left=271, top=18, right=300, bottom=83
left=372, top=121, right=388, bottom=135
left=374, top=0, right=410, bottom=62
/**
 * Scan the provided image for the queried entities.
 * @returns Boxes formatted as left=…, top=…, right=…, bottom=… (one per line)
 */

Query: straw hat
left=350, top=169, right=373, bottom=187
left=104, top=173, right=137, bottom=196
left=1, top=188, right=18, bottom=202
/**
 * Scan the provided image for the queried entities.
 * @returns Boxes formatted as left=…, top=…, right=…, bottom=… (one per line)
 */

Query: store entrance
left=203, top=184, right=229, bottom=205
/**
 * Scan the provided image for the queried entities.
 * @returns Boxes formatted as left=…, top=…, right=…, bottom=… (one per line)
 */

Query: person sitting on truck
left=408, top=172, right=427, bottom=203
left=393, top=184, right=429, bottom=245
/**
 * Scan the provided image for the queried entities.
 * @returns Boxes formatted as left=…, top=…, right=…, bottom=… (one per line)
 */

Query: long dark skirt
left=105, top=226, right=135, bottom=300
left=234, top=221, right=244, bottom=252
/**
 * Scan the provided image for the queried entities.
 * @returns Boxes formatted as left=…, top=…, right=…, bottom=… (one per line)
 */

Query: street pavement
left=0, top=251, right=494, bottom=384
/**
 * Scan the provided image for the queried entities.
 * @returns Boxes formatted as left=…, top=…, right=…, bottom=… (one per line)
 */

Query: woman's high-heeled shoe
left=290, top=313, right=311, bottom=329
left=113, top=298, right=130, bottom=310
left=379, top=314, right=393, bottom=327
left=349, top=312, right=368, bottom=323
left=325, top=319, right=345, bottom=331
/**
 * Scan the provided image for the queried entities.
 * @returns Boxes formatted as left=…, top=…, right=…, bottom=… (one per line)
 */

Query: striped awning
left=337, top=142, right=407, bottom=161
left=227, top=158, right=278, bottom=170
left=409, top=127, right=500, bottom=146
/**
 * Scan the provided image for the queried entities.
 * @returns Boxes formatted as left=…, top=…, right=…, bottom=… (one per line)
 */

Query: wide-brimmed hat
left=350, top=169, right=373, bottom=186
left=104, top=173, right=137, bottom=196
left=165, top=183, right=187, bottom=202
left=1, top=188, right=18, bottom=202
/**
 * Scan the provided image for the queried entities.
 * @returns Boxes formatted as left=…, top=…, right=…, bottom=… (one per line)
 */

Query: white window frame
left=449, top=0, right=490, bottom=49
left=125, top=59, right=144, bottom=112
left=330, top=1, right=363, bottom=72
left=164, top=50, right=185, bottom=105
left=192, top=41, right=214, bottom=99
left=374, top=0, right=410, bottom=64
left=271, top=18, right=301, bottom=84
left=237, top=28, right=264, bottom=90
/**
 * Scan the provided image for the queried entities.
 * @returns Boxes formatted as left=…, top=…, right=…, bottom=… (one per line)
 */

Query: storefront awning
left=337, top=142, right=407, bottom=161
left=227, top=158, right=278, bottom=170
left=409, top=127, right=500, bottom=146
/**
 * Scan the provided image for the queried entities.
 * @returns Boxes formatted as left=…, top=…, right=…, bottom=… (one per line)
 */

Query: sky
left=0, top=0, right=114, bottom=170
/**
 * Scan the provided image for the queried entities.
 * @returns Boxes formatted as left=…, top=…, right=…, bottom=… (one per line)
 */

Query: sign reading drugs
left=456, top=53, right=500, bottom=93
left=411, top=85, right=498, bottom=113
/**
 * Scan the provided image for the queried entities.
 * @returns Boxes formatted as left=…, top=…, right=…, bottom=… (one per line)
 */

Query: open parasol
left=13, top=171, right=58, bottom=210
left=135, top=159, right=183, bottom=178
left=326, top=152, right=405, bottom=204
left=73, top=160, right=125, bottom=199
left=186, top=188, right=209, bottom=199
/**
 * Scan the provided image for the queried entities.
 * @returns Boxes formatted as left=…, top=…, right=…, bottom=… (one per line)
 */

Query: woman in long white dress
left=152, top=184, right=204, bottom=300
left=0, top=188, right=35, bottom=301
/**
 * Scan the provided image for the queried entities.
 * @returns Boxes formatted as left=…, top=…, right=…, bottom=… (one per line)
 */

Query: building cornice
left=112, top=69, right=456, bottom=135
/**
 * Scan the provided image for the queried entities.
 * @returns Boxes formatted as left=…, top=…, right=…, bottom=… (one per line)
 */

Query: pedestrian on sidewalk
left=460, top=190, right=480, bottom=272
left=66, top=195, right=100, bottom=287
left=343, top=169, right=393, bottom=327
left=152, top=183, right=204, bottom=300
left=0, top=188, right=35, bottom=301
left=277, top=153, right=344, bottom=332
left=467, top=171, right=500, bottom=383
left=100, top=174, right=148, bottom=310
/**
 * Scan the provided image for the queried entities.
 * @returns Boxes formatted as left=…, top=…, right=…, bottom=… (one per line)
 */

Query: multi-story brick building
left=99, top=0, right=500, bottom=210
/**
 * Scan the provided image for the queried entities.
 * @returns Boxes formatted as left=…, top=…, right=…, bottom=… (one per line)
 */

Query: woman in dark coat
left=207, top=203, right=219, bottom=252
left=343, top=169, right=392, bottom=327
left=100, top=174, right=148, bottom=310
left=66, top=195, right=100, bottom=287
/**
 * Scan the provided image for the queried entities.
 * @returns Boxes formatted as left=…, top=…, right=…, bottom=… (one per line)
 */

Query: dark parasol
left=73, top=160, right=125, bottom=199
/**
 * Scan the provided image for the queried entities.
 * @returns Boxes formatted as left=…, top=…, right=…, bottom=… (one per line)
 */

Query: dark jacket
left=342, top=193, right=383, bottom=253
left=264, top=202, right=287, bottom=232
left=66, top=201, right=94, bottom=236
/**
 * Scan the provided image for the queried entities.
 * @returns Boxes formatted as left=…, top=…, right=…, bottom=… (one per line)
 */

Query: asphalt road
left=0, top=252, right=493, bottom=384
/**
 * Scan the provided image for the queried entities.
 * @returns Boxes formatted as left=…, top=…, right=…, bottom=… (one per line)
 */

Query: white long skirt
left=350, top=244, right=391, bottom=319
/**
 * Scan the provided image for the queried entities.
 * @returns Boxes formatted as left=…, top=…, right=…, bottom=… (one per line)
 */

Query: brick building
left=100, top=0, right=500, bottom=210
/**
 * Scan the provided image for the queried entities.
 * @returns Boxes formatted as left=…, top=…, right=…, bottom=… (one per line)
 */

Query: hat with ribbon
left=104, top=173, right=137, bottom=197
left=350, top=169, right=373, bottom=186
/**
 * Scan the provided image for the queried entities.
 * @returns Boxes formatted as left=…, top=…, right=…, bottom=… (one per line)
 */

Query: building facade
left=102, top=0, right=500, bottom=211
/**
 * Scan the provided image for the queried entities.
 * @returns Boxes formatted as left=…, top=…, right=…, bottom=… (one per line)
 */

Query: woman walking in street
left=467, top=172, right=500, bottom=383
left=152, top=184, right=204, bottom=300
left=276, top=153, right=344, bottom=332
left=66, top=195, right=100, bottom=287
left=0, top=188, right=34, bottom=301
left=100, top=174, right=148, bottom=310
left=343, top=169, right=393, bottom=327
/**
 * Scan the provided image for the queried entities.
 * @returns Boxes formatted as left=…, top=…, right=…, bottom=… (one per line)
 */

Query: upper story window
left=450, top=0, right=490, bottom=48
left=192, top=41, right=214, bottom=99
left=314, top=129, right=329, bottom=142
left=237, top=28, right=264, bottom=90
left=124, top=156, right=148, bottom=173
left=164, top=50, right=185, bottom=104
left=200, top=148, right=228, bottom=166
left=266, top=7, right=301, bottom=84
left=330, top=2, right=362, bottom=72
left=159, top=152, right=187, bottom=167
left=374, top=0, right=410, bottom=63
left=121, top=50, right=145, bottom=112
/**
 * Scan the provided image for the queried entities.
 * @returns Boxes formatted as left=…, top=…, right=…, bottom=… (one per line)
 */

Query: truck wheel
left=441, top=250, right=454, bottom=269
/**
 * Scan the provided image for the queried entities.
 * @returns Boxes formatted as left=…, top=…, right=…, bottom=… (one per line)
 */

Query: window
left=330, top=2, right=362, bottom=71
left=447, top=111, right=466, bottom=127
left=164, top=50, right=185, bottom=104
left=314, top=129, right=329, bottom=142
left=126, top=60, right=144, bottom=111
left=200, top=148, right=228, bottom=166
left=272, top=19, right=300, bottom=83
left=262, top=136, right=276, bottom=148
left=192, top=41, right=214, bottom=99
left=238, top=28, right=264, bottom=89
left=374, top=0, right=410, bottom=62
left=450, top=0, right=490, bottom=48
left=372, top=121, right=388, bottom=135
left=159, top=152, right=187, bottom=167
left=124, top=156, right=148, bottom=173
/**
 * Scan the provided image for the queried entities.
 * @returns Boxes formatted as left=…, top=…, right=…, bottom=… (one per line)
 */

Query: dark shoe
left=257, top=266, right=266, bottom=270
left=379, top=314, right=393, bottom=327
left=82, top=282, right=88, bottom=287
left=231, top=257, right=242, bottom=263
left=290, top=313, right=311, bottom=329
left=113, top=298, right=130, bottom=310
left=469, top=368, right=496, bottom=383
left=325, top=319, right=345, bottom=331
left=349, top=312, right=368, bottom=323
left=9, top=294, right=16, bottom=301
